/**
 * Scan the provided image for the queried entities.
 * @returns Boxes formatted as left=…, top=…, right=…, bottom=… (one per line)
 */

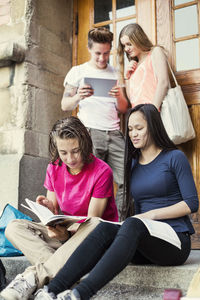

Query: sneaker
left=57, top=289, right=81, bottom=300
left=0, top=272, right=36, bottom=300
left=34, top=286, right=56, bottom=299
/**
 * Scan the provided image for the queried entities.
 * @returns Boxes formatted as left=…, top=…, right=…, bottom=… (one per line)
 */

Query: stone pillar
left=0, top=0, right=73, bottom=213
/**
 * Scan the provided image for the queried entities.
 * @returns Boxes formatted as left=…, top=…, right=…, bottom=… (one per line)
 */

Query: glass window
left=109, top=55, right=114, bottom=67
left=94, top=0, right=112, bottom=23
left=116, top=0, right=135, bottom=18
left=174, top=0, right=193, bottom=5
left=176, top=38, right=200, bottom=71
left=174, top=5, right=198, bottom=38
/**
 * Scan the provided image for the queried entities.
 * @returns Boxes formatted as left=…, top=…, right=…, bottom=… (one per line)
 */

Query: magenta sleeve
left=43, top=164, right=54, bottom=192
left=92, top=167, right=114, bottom=199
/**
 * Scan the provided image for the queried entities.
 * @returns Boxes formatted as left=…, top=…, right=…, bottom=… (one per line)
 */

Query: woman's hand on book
left=46, top=224, right=70, bottom=241
left=36, top=195, right=59, bottom=214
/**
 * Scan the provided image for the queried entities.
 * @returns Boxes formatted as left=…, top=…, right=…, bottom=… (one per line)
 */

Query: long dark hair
left=121, top=104, right=177, bottom=220
left=49, top=116, right=93, bottom=165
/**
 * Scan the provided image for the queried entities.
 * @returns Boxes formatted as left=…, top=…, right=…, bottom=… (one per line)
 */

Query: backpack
left=0, top=204, right=32, bottom=256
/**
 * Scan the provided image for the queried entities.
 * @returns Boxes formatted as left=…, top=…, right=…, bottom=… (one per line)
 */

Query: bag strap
left=166, top=60, right=178, bottom=87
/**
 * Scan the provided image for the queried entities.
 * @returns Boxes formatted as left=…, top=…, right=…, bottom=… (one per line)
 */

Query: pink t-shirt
left=129, top=52, right=158, bottom=107
left=44, top=155, right=118, bottom=222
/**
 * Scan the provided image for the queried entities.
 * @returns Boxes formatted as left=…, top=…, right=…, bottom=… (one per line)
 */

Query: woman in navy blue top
left=35, top=104, right=199, bottom=300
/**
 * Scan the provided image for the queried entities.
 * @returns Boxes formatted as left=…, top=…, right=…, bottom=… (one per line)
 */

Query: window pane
left=176, top=39, right=200, bottom=71
left=109, top=55, right=113, bottom=67
left=116, top=19, right=136, bottom=46
left=175, top=5, right=198, bottom=38
left=174, top=0, right=193, bottom=5
left=94, top=0, right=112, bottom=23
left=116, top=0, right=136, bottom=18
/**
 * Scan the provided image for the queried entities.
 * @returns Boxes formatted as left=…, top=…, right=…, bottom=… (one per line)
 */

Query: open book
left=100, top=216, right=181, bottom=249
left=21, top=198, right=86, bottom=226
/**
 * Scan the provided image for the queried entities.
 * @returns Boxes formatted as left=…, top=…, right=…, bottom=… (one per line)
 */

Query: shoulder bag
left=160, top=62, right=196, bottom=145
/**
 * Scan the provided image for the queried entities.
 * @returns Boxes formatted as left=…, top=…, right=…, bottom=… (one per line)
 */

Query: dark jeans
left=48, top=218, right=191, bottom=300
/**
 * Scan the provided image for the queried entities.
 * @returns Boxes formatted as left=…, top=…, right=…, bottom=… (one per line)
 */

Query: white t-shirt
left=64, top=62, right=120, bottom=130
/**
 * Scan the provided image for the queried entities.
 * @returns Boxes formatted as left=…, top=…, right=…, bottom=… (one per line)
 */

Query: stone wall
left=0, top=0, right=73, bottom=212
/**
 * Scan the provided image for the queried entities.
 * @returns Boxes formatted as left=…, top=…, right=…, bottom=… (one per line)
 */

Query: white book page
left=22, top=198, right=87, bottom=226
left=24, top=198, right=54, bottom=224
left=133, top=216, right=181, bottom=249
left=100, top=217, right=181, bottom=249
left=99, top=218, right=122, bottom=225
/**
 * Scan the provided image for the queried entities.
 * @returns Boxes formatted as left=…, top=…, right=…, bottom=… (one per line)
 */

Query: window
left=172, top=0, right=200, bottom=71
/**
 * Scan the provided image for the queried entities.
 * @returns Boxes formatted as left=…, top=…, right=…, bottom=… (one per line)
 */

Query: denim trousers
left=87, top=128, right=125, bottom=216
left=48, top=218, right=191, bottom=299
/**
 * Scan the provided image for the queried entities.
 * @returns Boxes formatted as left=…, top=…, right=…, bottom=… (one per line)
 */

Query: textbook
left=83, top=77, right=117, bottom=98
left=100, top=216, right=181, bottom=249
left=21, top=198, right=86, bottom=226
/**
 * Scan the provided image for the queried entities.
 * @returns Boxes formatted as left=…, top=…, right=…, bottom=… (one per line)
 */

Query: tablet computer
left=83, top=77, right=117, bottom=98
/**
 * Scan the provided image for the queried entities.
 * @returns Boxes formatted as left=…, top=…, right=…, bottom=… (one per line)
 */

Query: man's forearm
left=61, top=94, right=80, bottom=111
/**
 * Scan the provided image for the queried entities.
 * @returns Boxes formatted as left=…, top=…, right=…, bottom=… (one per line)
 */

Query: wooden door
left=156, top=0, right=200, bottom=248
left=73, top=0, right=200, bottom=248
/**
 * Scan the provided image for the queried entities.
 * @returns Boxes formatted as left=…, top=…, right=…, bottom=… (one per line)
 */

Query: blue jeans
left=48, top=218, right=191, bottom=299
left=87, top=128, right=125, bottom=216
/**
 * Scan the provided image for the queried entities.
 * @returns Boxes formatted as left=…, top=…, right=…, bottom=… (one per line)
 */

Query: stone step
left=1, top=256, right=31, bottom=283
left=93, top=284, right=165, bottom=300
left=110, top=250, right=200, bottom=293
left=93, top=250, right=200, bottom=299
left=0, top=250, right=200, bottom=299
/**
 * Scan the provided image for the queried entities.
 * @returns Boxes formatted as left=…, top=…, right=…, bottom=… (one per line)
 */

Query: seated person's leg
left=5, top=219, right=61, bottom=264
left=1, top=217, right=101, bottom=300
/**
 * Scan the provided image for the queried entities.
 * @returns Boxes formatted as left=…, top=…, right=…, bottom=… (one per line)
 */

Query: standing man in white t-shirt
left=61, top=27, right=129, bottom=216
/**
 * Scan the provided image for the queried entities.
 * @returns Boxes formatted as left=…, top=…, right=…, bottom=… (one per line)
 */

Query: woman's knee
left=120, top=217, right=147, bottom=236
left=5, top=219, right=29, bottom=239
left=88, top=222, right=119, bottom=243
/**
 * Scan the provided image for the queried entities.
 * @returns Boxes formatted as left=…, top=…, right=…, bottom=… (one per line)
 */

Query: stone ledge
left=1, top=251, right=200, bottom=299
left=0, top=41, right=25, bottom=67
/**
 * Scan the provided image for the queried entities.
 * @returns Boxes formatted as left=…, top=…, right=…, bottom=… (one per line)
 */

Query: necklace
left=68, top=168, right=81, bottom=175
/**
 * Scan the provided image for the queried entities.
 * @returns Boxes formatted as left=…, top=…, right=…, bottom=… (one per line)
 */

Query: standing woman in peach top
left=118, top=23, right=170, bottom=110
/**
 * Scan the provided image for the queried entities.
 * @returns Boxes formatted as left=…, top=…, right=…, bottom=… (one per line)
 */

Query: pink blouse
left=128, top=52, right=158, bottom=107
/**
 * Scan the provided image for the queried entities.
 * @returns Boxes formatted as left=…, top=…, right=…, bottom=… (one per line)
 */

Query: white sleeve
left=63, top=65, right=81, bottom=87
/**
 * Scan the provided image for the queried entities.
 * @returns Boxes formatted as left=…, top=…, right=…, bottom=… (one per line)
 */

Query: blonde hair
left=117, top=23, right=154, bottom=83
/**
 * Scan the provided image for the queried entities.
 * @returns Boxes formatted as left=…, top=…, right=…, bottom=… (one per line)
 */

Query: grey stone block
left=1, top=256, right=30, bottom=283
left=18, top=154, right=49, bottom=221
left=0, top=42, right=25, bottom=67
